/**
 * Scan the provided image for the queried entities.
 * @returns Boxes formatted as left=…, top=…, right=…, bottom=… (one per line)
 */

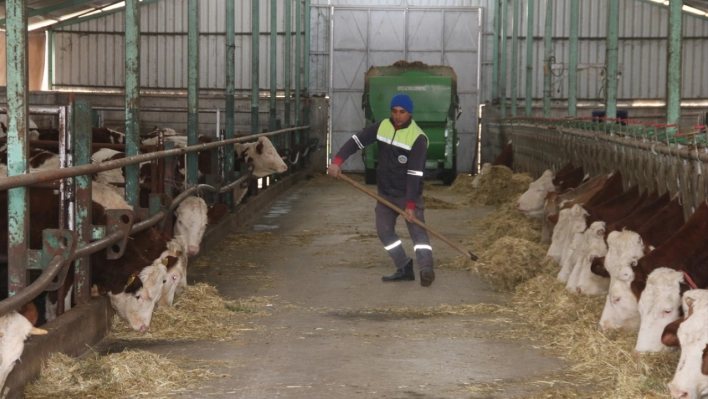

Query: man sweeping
left=327, top=93, right=435, bottom=287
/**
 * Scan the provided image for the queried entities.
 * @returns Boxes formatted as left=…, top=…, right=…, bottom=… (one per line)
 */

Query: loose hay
left=450, top=173, right=476, bottom=192
left=470, top=201, right=544, bottom=253
left=506, top=274, right=678, bottom=398
left=110, top=283, right=269, bottom=341
left=473, top=237, right=551, bottom=291
left=423, top=194, right=459, bottom=209
left=466, top=166, right=533, bottom=206
left=342, top=303, right=509, bottom=319
left=24, top=350, right=226, bottom=399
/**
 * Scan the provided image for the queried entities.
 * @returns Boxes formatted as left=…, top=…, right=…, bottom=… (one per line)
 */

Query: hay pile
left=24, top=350, right=225, bottom=399
left=466, top=166, right=533, bottom=206
left=508, top=274, right=678, bottom=397
left=472, top=237, right=553, bottom=291
left=110, top=283, right=267, bottom=341
left=422, top=194, right=459, bottom=209
left=470, top=201, right=544, bottom=253
left=450, top=173, right=475, bottom=193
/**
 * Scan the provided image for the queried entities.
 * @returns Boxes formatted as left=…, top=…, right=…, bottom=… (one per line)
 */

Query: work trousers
left=375, top=192, right=433, bottom=272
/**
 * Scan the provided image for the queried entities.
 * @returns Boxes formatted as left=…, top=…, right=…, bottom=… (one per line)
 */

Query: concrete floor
left=94, top=174, right=568, bottom=399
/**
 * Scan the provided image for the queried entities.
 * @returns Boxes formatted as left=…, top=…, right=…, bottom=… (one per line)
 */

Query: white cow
left=174, top=196, right=208, bottom=256
left=471, top=163, right=493, bottom=189
left=234, top=136, right=288, bottom=178
left=597, top=230, right=647, bottom=331
left=108, top=261, right=167, bottom=332
left=157, top=235, right=189, bottom=306
left=548, top=204, right=588, bottom=269
left=0, top=311, right=46, bottom=390
left=667, top=289, right=708, bottom=399
left=565, top=221, right=609, bottom=295
left=515, top=169, right=555, bottom=218
left=635, top=267, right=684, bottom=353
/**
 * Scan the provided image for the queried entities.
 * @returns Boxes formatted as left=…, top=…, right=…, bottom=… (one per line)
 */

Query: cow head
left=108, top=262, right=167, bottom=332
left=0, top=311, right=44, bottom=390
left=597, top=231, right=645, bottom=331
left=174, top=196, right=208, bottom=256
left=236, top=137, right=288, bottom=178
left=515, top=169, right=555, bottom=218
left=566, top=221, right=609, bottom=295
left=549, top=204, right=589, bottom=268
left=157, top=255, right=183, bottom=308
left=635, top=268, right=684, bottom=353
left=471, top=163, right=492, bottom=189
left=667, top=290, right=708, bottom=399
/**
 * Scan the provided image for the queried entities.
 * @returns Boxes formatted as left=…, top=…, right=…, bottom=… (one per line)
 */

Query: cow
left=634, top=267, right=685, bottom=353
left=174, top=196, right=208, bottom=257
left=554, top=166, right=586, bottom=193
left=565, top=221, right=610, bottom=295
left=516, top=169, right=555, bottom=218
left=605, top=192, right=668, bottom=234
left=234, top=136, right=289, bottom=178
left=663, top=289, right=708, bottom=399
left=472, top=163, right=492, bottom=189
left=584, top=186, right=644, bottom=226
left=0, top=311, right=47, bottom=391
left=33, top=126, right=125, bottom=144
left=597, top=230, right=649, bottom=331
left=492, top=141, right=513, bottom=168
left=548, top=204, right=588, bottom=268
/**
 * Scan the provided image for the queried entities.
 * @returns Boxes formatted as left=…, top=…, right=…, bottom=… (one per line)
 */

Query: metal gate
left=328, top=6, right=482, bottom=174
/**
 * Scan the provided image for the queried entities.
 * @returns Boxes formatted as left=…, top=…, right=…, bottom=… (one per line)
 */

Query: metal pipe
left=270, top=0, right=278, bottom=132
left=0, top=126, right=309, bottom=191
left=0, top=255, right=64, bottom=317
left=225, top=0, right=236, bottom=209
left=568, top=0, right=579, bottom=117
left=510, top=0, right=519, bottom=117
left=605, top=0, right=620, bottom=120
left=525, top=0, right=534, bottom=116
left=6, top=0, right=29, bottom=296
left=169, top=184, right=219, bottom=212
left=72, top=101, right=93, bottom=304
left=304, top=0, right=311, bottom=94
left=187, top=0, right=200, bottom=185
left=492, top=0, right=500, bottom=103
left=500, top=0, right=508, bottom=117
left=542, top=0, right=553, bottom=118
left=251, top=0, right=260, bottom=135
left=72, top=230, right=125, bottom=260
left=666, top=0, right=683, bottom=131
left=124, top=0, right=140, bottom=207
left=220, top=174, right=252, bottom=193
left=48, top=28, right=54, bottom=90
left=295, top=0, right=302, bottom=127
left=285, top=0, right=292, bottom=128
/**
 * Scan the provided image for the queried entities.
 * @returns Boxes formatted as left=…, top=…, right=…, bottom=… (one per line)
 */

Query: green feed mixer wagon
left=362, top=61, right=459, bottom=185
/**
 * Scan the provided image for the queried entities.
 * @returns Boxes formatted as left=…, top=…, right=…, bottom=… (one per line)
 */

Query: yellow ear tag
left=163, top=257, right=169, bottom=266
left=127, top=276, right=135, bottom=286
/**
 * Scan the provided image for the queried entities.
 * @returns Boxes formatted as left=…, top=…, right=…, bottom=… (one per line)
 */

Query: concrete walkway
left=95, top=175, right=566, bottom=399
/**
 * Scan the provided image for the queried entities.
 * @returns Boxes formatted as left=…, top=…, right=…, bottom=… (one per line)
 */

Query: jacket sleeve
left=405, top=135, right=428, bottom=208
left=332, top=121, right=382, bottom=166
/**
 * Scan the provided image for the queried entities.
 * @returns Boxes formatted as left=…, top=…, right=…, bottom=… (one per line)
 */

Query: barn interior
left=0, top=0, right=707, bottom=398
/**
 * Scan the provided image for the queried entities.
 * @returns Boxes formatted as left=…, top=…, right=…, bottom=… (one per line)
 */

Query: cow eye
left=172, top=276, right=178, bottom=281
left=163, top=279, right=167, bottom=284
left=135, top=294, right=141, bottom=300
left=663, top=308, right=673, bottom=315
left=630, top=260, right=637, bottom=267
left=178, top=220, right=183, bottom=225
left=612, top=296, right=621, bottom=304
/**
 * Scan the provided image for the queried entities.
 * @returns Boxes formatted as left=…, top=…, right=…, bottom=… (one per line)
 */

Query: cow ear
left=661, top=317, right=684, bottom=347
left=590, top=257, right=610, bottom=278
left=256, top=141, right=264, bottom=155
left=702, top=345, right=708, bottom=376
left=630, top=280, right=646, bottom=301
left=548, top=213, right=559, bottom=224
left=164, top=256, right=179, bottom=269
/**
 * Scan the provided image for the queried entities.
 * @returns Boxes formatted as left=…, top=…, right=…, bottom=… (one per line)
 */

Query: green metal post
left=492, top=0, right=500, bottom=103
left=304, top=0, right=311, bottom=94
left=251, top=0, right=260, bottom=135
left=225, top=0, right=235, bottom=209
left=270, top=0, right=277, bottom=132
left=543, top=0, right=553, bottom=118
left=295, top=0, right=301, bottom=128
left=48, top=28, right=54, bottom=90
left=525, top=0, right=534, bottom=116
left=6, top=0, right=29, bottom=296
left=510, top=0, right=519, bottom=116
left=73, top=101, right=92, bottom=303
left=500, top=0, right=508, bottom=117
left=124, top=0, right=140, bottom=207
left=605, top=0, right=620, bottom=120
left=568, top=0, right=579, bottom=117
left=187, top=0, right=199, bottom=184
left=285, top=0, right=291, bottom=128
left=666, top=0, right=683, bottom=131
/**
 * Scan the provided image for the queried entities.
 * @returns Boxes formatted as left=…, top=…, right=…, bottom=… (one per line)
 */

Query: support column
left=510, top=0, right=519, bottom=117
left=525, top=0, right=534, bottom=116
left=568, top=0, right=579, bottom=117
left=666, top=0, right=683, bottom=131
left=500, top=0, right=508, bottom=117
left=304, top=0, right=311, bottom=94
left=225, top=0, right=235, bottom=208
left=543, top=0, right=553, bottom=118
left=187, top=0, right=200, bottom=184
left=73, top=101, right=92, bottom=304
left=295, top=0, right=302, bottom=127
left=251, top=0, right=260, bottom=135
left=285, top=0, right=292, bottom=128
left=270, top=0, right=278, bottom=132
left=605, top=0, right=620, bottom=120
left=6, top=0, right=29, bottom=296
left=124, top=0, right=140, bottom=206
left=491, top=0, right=500, bottom=103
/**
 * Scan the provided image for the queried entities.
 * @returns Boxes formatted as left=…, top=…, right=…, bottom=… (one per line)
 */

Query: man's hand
left=327, top=162, right=341, bottom=178
left=403, top=208, right=415, bottom=222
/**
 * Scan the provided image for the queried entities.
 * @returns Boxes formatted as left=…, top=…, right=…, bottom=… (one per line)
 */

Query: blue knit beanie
left=390, top=94, right=414, bottom=114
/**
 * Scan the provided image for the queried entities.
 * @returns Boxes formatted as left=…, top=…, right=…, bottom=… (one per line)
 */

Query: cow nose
left=515, top=202, right=520, bottom=208
left=576, top=287, right=582, bottom=294
left=138, top=324, right=149, bottom=333
left=597, top=323, right=606, bottom=332
left=669, top=384, right=689, bottom=399
left=188, top=245, right=200, bottom=256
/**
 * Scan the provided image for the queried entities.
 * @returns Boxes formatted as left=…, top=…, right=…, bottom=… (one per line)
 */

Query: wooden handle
left=337, top=174, right=478, bottom=261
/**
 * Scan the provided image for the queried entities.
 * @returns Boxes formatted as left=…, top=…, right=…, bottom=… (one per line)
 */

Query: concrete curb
left=4, top=169, right=309, bottom=399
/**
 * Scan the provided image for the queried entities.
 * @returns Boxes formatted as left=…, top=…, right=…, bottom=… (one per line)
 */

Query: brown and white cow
left=634, top=267, right=685, bottom=353
left=174, top=196, right=208, bottom=257
left=516, top=169, right=555, bottom=218
left=234, top=136, right=289, bottom=178
left=0, top=311, right=46, bottom=391
left=565, top=221, right=609, bottom=295
left=471, top=163, right=493, bottom=189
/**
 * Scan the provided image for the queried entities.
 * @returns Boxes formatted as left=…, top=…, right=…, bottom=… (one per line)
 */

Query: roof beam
left=50, top=0, right=161, bottom=30
left=0, top=0, right=98, bottom=26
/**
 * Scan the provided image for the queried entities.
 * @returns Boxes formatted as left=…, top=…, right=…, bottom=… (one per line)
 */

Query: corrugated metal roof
left=0, top=0, right=135, bottom=30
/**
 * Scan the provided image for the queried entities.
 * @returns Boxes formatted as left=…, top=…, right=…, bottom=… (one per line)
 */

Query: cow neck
left=683, top=270, right=698, bottom=290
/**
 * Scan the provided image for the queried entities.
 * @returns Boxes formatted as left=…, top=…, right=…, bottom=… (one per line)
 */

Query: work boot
left=420, top=269, right=436, bottom=287
left=382, top=260, right=415, bottom=282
